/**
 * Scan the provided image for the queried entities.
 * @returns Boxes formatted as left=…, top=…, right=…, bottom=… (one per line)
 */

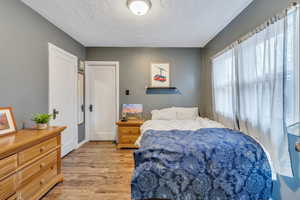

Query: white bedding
left=136, top=117, right=276, bottom=180
left=136, top=117, right=225, bottom=146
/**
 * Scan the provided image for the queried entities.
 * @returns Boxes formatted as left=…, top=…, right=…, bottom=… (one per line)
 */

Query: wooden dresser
left=0, top=126, right=66, bottom=200
left=116, top=120, right=143, bottom=149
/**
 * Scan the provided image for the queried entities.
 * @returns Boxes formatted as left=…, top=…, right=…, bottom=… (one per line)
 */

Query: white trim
left=62, top=142, right=75, bottom=157
left=77, top=139, right=88, bottom=149
left=48, top=43, right=77, bottom=60
left=85, top=61, right=120, bottom=142
left=48, top=43, right=79, bottom=156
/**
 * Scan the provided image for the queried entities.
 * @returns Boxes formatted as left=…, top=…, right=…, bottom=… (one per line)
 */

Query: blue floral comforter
left=132, top=128, right=272, bottom=200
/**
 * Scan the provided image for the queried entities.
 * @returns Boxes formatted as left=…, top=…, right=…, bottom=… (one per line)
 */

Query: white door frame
left=48, top=43, right=78, bottom=155
left=85, top=61, right=120, bottom=141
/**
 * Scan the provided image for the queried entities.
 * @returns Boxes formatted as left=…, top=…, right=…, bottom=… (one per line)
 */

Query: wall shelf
left=146, top=87, right=177, bottom=90
left=145, top=87, right=180, bottom=94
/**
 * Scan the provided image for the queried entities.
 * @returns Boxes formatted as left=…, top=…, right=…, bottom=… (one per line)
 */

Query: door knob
left=53, top=109, right=59, bottom=120
left=89, top=104, right=93, bottom=112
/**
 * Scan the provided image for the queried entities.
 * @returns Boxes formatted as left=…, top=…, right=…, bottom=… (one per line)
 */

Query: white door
left=86, top=62, right=119, bottom=141
left=49, top=43, right=78, bottom=157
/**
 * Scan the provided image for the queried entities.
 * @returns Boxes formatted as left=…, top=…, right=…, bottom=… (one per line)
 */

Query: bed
left=131, top=108, right=273, bottom=200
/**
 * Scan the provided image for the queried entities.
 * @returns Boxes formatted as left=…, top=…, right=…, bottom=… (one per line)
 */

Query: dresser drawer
left=7, top=194, right=17, bottom=200
left=0, top=155, right=17, bottom=180
left=18, top=137, right=57, bottom=166
left=18, top=151, right=57, bottom=186
left=119, top=127, right=140, bottom=136
left=120, top=135, right=139, bottom=144
left=0, top=175, right=16, bottom=200
left=18, top=164, right=57, bottom=200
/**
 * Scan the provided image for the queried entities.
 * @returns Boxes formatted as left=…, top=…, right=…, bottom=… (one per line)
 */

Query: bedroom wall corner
left=199, top=51, right=213, bottom=119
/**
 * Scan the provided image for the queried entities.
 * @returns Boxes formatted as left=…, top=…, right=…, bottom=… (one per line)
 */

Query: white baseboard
left=77, top=139, right=88, bottom=149
left=61, top=142, right=76, bottom=158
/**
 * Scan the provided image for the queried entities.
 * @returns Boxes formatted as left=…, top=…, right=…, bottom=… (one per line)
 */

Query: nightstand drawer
left=119, top=127, right=140, bottom=136
left=120, top=135, right=139, bottom=144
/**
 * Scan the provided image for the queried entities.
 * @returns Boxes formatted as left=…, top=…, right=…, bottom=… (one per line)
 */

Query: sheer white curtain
left=211, top=6, right=300, bottom=177
left=236, top=16, right=293, bottom=176
left=285, top=6, right=300, bottom=127
left=212, top=49, right=238, bottom=129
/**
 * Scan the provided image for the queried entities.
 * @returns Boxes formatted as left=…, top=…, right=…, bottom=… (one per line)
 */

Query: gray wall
left=86, top=47, right=202, bottom=118
left=201, top=0, right=299, bottom=199
left=0, top=0, right=86, bottom=142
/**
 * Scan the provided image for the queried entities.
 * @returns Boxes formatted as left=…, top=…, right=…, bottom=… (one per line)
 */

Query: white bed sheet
left=136, top=117, right=225, bottom=146
left=136, top=117, right=276, bottom=180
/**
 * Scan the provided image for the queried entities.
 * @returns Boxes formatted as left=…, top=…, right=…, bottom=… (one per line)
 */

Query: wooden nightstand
left=116, top=120, right=144, bottom=149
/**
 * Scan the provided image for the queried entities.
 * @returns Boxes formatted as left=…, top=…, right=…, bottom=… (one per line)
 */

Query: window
left=237, top=20, right=285, bottom=136
left=212, top=49, right=237, bottom=129
left=211, top=7, right=300, bottom=176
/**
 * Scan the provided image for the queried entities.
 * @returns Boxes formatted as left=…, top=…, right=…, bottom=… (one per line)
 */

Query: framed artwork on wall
left=150, top=63, right=170, bottom=87
left=0, top=107, right=17, bottom=136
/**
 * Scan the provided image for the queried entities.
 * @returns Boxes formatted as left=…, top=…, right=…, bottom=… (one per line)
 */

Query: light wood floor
left=42, top=142, right=135, bottom=200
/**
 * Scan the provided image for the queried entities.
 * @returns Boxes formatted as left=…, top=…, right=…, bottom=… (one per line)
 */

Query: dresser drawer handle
left=40, top=162, right=46, bottom=169
left=40, top=147, right=46, bottom=153
left=40, top=179, right=45, bottom=185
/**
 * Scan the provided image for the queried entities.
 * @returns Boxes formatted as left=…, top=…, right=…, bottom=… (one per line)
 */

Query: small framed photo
left=0, top=107, right=17, bottom=136
left=150, top=63, right=170, bottom=87
left=122, top=104, right=143, bottom=114
left=122, top=104, right=143, bottom=120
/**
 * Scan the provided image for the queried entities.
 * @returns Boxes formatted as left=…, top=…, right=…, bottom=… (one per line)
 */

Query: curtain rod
left=210, top=1, right=299, bottom=60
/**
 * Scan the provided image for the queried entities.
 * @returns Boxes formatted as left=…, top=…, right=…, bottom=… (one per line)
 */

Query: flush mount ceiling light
left=127, top=0, right=152, bottom=16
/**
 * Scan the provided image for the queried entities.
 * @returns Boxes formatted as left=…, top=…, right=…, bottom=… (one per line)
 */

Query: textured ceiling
left=21, top=0, right=253, bottom=47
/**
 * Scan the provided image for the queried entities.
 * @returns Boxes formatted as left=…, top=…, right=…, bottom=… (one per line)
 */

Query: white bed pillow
left=173, top=107, right=199, bottom=120
left=151, top=108, right=177, bottom=120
